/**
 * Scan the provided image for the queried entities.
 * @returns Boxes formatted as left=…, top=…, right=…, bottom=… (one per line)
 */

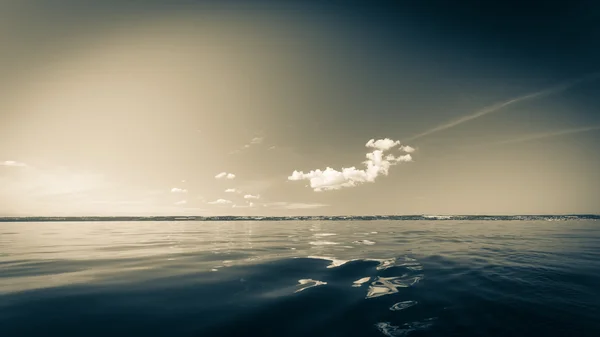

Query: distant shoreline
left=1, top=215, right=599, bottom=222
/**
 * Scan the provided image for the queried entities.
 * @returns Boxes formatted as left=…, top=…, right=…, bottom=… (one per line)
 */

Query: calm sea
left=1, top=220, right=599, bottom=336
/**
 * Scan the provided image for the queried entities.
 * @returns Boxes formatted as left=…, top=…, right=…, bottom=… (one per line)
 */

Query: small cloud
left=232, top=202, right=255, bottom=209
left=264, top=202, right=329, bottom=210
left=208, top=199, right=232, bottom=205
left=1, top=160, right=27, bottom=167
left=215, top=172, right=236, bottom=179
left=174, top=200, right=187, bottom=205
left=244, top=194, right=260, bottom=200
left=230, top=136, right=266, bottom=154
left=171, top=187, right=187, bottom=193
left=250, top=137, right=264, bottom=145
left=399, top=145, right=415, bottom=153
left=225, top=188, right=240, bottom=193
left=366, top=138, right=400, bottom=151
left=289, top=138, right=414, bottom=192
left=268, top=146, right=276, bottom=150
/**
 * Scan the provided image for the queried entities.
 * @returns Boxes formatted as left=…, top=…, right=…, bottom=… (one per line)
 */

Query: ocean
left=1, top=218, right=600, bottom=336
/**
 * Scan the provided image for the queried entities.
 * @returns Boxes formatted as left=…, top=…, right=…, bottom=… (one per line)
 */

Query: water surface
left=1, top=220, right=599, bottom=336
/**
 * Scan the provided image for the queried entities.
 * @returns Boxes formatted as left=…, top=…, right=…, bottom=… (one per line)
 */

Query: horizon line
left=1, top=214, right=598, bottom=222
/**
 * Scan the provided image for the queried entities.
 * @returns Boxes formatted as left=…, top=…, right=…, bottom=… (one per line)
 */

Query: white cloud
left=174, top=200, right=187, bottom=205
left=366, top=138, right=400, bottom=151
left=230, top=136, right=266, bottom=154
left=399, top=145, right=415, bottom=153
left=264, top=202, right=329, bottom=209
left=244, top=194, right=260, bottom=199
left=1, top=160, right=27, bottom=167
left=250, top=137, right=264, bottom=145
left=208, top=199, right=232, bottom=205
left=170, top=187, right=187, bottom=193
left=215, top=172, right=236, bottom=179
left=232, top=202, right=255, bottom=209
left=289, top=138, right=414, bottom=191
left=225, top=188, right=240, bottom=193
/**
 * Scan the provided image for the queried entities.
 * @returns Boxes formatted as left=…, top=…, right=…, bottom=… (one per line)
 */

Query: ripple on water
left=390, top=300, right=418, bottom=311
left=309, top=241, right=339, bottom=246
left=375, top=318, right=436, bottom=337
left=366, top=275, right=423, bottom=299
left=307, top=256, right=351, bottom=268
left=353, top=240, right=376, bottom=245
left=352, top=277, right=371, bottom=287
left=295, top=279, right=327, bottom=293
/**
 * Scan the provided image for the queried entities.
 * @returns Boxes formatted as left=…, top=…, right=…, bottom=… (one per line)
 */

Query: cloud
left=208, top=199, right=232, bottom=205
left=399, top=145, right=415, bottom=153
left=1, top=160, right=27, bottom=167
left=490, top=125, right=600, bottom=145
left=264, top=202, right=329, bottom=210
left=250, top=137, right=264, bottom=145
left=230, top=136, right=266, bottom=154
left=244, top=194, right=260, bottom=199
left=407, top=72, right=600, bottom=141
left=174, top=200, right=187, bottom=205
left=366, top=138, right=400, bottom=151
left=170, top=187, right=187, bottom=193
left=232, top=202, right=255, bottom=208
left=225, top=188, right=240, bottom=193
left=288, top=139, right=414, bottom=191
left=215, top=172, right=236, bottom=179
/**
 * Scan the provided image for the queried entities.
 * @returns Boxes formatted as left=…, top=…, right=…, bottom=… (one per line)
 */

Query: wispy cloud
left=230, top=136, right=265, bottom=154
left=244, top=194, right=260, bottom=199
left=170, top=187, right=187, bottom=193
left=225, top=188, right=240, bottom=193
left=490, top=125, right=600, bottom=146
left=215, top=172, right=236, bottom=180
left=207, top=199, right=232, bottom=205
left=288, top=138, right=414, bottom=192
left=408, top=72, right=600, bottom=141
left=232, top=202, right=255, bottom=208
left=250, top=137, right=264, bottom=145
left=263, top=202, right=329, bottom=210
left=1, top=160, right=27, bottom=167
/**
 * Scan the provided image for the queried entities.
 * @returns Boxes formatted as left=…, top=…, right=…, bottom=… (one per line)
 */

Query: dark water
left=1, top=220, right=600, bottom=337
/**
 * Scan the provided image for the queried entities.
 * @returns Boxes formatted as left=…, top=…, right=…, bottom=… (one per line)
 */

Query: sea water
left=1, top=219, right=599, bottom=336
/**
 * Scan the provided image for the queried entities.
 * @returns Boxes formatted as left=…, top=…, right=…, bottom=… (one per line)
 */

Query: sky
left=1, top=0, right=599, bottom=216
